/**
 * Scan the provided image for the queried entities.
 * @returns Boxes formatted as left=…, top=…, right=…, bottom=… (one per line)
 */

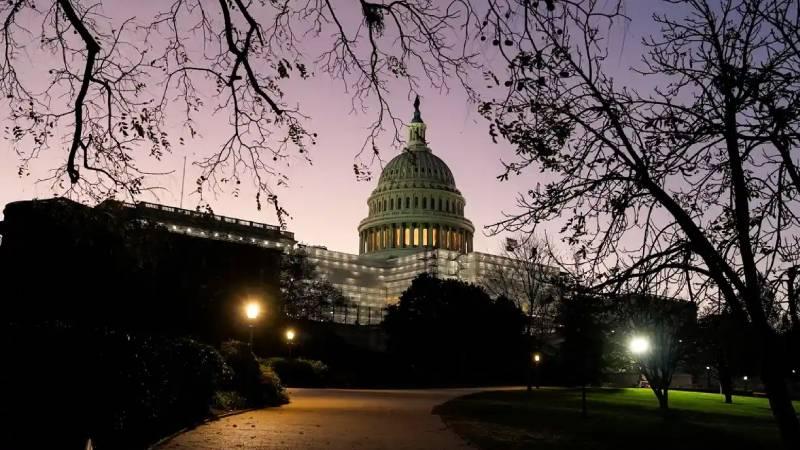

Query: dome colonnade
left=357, top=97, right=474, bottom=257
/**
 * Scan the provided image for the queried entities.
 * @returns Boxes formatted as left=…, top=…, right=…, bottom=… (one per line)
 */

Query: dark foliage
left=383, top=273, right=527, bottom=386
left=264, top=357, right=329, bottom=387
left=692, top=313, right=758, bottom=402
left=3, top=326, right=230, bottom=450
left=219, top=340, right=288, bottom=407
left=280, top=248, right=348, bottom=321
left=554, top=294, right=618, bottom=388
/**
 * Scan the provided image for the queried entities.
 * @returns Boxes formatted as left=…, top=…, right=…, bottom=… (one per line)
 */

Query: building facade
left=0, top=100, right=554, bottom=325
left=301, top=99, right=558, bottom=322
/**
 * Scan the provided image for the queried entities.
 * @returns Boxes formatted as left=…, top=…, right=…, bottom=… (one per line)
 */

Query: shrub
left=258, top=364, right=290, bottom=406
left=264, top=357, right=329, bottom=387
left=212, top=391, right=248, bottom=411
left=220, top=340, right=288, bottom=407
left=4, top=327, right=232, bottom=450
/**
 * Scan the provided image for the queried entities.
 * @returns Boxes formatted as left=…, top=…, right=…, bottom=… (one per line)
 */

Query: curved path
left=156, top=388, right=501, bottom=449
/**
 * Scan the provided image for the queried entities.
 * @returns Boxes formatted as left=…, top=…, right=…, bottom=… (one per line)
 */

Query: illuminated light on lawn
left=629, top=337, right=650, bottom=355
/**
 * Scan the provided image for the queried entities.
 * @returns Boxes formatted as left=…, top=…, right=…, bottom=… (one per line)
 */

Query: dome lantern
left=407, top=95, right=427, bottom=147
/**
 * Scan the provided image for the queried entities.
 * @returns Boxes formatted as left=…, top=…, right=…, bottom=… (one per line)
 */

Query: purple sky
left=0, top=1, right=667, bottom=255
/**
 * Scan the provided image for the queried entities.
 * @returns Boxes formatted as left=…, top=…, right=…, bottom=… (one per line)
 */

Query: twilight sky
left=0, top=1, right=668, bottom=255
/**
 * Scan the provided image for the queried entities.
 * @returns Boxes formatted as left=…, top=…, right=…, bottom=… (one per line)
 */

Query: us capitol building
left=107, top=99, right=554, bottom=323
left=297, top=99, right=554, bottom=320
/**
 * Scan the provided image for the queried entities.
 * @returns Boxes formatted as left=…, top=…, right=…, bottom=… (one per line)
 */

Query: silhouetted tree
left=482, top=234, right=563, bottom=390
left=556, top=293, right=614, bottom=417
left=0, top=0, right=477, bottom=214
left=280, top=247, right=347, bottom=322
left=694, top=312, right=757, bottom=403
left=617, top=294, right=696, bottom=410
left=480, top=0, right=800, bottom=444
left=383, top=273, right=526, bottom=385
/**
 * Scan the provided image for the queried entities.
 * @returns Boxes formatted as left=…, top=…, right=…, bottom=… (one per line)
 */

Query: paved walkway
left=155, top=388, right=498, bottom=449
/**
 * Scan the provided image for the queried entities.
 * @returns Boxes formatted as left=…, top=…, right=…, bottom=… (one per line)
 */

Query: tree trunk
left=652, top=387, right=669, bottom=410
left=719, top=364, right=734, bottom=404
left=581, top=383, right=587, bottom=418
left=760, top=333, right=800, bottom=449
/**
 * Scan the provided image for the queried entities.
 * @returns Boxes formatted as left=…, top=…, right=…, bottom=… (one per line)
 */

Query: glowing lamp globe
left=629, top=337, right=650, bottom=355
left=245, top=302, right=261, bottom=320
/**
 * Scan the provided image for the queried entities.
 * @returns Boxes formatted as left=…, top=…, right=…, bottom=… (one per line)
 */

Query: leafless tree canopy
left=479, top=0, right=799, bottom=443
left=482, top=234, right=562, bottom=338
left=1, top=0, right=478, bottom=221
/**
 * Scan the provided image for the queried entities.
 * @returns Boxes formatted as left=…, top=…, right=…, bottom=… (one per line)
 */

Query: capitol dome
left=358, top=98, right=475, bottom=257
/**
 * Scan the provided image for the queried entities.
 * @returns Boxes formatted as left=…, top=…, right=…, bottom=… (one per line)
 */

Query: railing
left=125, top=201, right=294, bottom=239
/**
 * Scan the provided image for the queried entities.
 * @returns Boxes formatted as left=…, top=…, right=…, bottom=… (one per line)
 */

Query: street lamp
left=533, top=353, right=542, bottom=389
left=285, top=328, right=296, bottom=358
left=629, top=336, right=650, bottom=355
left=244, top=301, right=261, bottom=348
left=706, top=366, right=712, bottom=390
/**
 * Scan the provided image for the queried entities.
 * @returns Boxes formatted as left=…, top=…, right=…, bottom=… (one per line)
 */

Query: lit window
left=404, top=227, right=411, bottom=246
left=413, top=227, right=419, bottom=246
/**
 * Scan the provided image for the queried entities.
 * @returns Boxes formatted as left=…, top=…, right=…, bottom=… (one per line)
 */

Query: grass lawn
left=433, top=388, right=800, bottom=450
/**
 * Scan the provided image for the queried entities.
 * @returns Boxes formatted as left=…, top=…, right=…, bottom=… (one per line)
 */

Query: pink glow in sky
left=0, top=1, right=665, bottom=255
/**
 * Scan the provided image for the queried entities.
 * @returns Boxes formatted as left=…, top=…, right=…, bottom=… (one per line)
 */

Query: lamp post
left=743, top=375, right=749, bottom=392
left=706, top=366, right=712, bottom=390
left=285, top=328, right=296, bottom=358
left=244, top=301, right=261, bottom=348
left=629, top=336, right=650, bottom=388
left=533, top=353, right=542, bottom=389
